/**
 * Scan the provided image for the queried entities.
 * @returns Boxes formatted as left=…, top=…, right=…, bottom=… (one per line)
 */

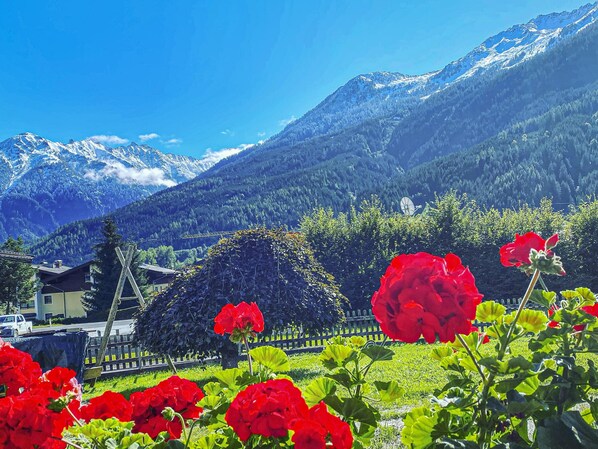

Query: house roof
left=39, top=259, right=176, bottom=284
left=40, top=261, right=93, bottom=284
left=33, top=264, right=72, bottom=275
left=0, top=250, right=33, bottom=262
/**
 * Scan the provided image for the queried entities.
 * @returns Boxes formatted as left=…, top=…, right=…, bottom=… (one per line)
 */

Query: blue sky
left=0, top=0, right=590, bottom=158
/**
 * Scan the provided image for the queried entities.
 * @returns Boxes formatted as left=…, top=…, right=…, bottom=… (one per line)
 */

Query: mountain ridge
left=0, top=133, right=241, bottom=240
left=273, top=2, right=598, bottom=145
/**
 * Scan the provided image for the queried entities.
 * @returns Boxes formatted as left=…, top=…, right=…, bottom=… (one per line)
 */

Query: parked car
left=0, top=314, right=33, bottom=337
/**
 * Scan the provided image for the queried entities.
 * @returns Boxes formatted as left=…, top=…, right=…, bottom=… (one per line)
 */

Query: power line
left=181, top=231, right=238, bottom=239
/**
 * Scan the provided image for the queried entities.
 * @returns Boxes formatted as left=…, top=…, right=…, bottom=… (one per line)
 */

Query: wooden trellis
left=91, top=245, right=176, bottom=380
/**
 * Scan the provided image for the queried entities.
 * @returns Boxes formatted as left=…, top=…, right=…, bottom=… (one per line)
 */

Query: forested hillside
left=384, top=20, right=598, bottom=168
left=378, top=91, right=598, bottom=210
left=30, top=21, right=598, bottom=265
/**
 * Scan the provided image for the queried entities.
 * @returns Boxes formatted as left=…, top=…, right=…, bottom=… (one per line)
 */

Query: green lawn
left=85, top=342, right=446, bottom=420
left=86, top=342, right=446, bottom=449
left=83, top=340, right=598, bottom=449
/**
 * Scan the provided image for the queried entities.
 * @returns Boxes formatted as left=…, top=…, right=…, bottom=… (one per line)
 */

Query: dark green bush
left=134, top=228, right=346, bottom=359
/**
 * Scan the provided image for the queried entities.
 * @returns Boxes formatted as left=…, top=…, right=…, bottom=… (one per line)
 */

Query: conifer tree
left=0, top=238, right=38, bottom=314
left=83, top=218, right=146, bottom=313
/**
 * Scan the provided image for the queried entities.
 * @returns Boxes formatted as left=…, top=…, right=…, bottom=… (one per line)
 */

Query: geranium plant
left=398, top=232, right=597, bottom=448
left=1, top=231, right=596, bottom=449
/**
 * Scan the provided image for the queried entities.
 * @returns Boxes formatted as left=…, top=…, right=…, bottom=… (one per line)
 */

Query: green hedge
left=300, top=193, right=598, bottom=310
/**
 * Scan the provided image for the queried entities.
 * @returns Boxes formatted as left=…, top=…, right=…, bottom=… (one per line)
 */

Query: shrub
left=134, top=228, right=347, bottom=362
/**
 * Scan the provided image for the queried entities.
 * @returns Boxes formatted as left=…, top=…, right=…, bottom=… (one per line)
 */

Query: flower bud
left=529, top=250, right=565, bottom=276
left=162, top=406, right=176, bottom=421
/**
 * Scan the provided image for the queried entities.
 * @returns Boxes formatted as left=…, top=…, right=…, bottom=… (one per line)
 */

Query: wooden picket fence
left=84, top=332, right=203, bottom=376
left=84, top=298, right=530, bottom=377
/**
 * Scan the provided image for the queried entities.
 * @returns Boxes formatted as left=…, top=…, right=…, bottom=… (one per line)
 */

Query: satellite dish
left=400, top=197, right=416, bottom=216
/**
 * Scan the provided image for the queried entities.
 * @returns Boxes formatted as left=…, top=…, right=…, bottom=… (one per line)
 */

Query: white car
left=0, top=314, right=33, bottom=337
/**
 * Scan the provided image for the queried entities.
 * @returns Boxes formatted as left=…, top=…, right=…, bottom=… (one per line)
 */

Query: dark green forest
left=379, top=91, right=598, bottom=210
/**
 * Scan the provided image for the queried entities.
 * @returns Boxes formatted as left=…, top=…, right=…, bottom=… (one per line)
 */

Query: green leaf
left=361, top=345, right=394, bottom=362
left=320, top=344, right=357, bottom=370
left=325, top=371, right=353, bottom=389
left=436, top=439, right=481, bottom=449
left=189, top=434, right=230, bottom=449
left=374, top=380, right=405, bottom=402
left=529, top=289, right=557, bottom=308
left=560, top=290, right=579, bottom=300
left=349, top=336, right=367, bottom=347
left=214, top=368, right=244, bottom=388
left=430, top=345, right=454, bottom=361
left=326, top=396, right=379, bottom=429
left=515, top=375, right=540, bottom=395
left=249, top=346, right=290, bottom=372
left=575, top=287, right=596, bottom=305
left=476, top=301, right=507, bottom=322
left=198, top=394, right=225, bottom=410
left=537, top=411, right=598, bottom=449
left=402, top=406, right=438, bottom=449
left=458, top=354, right=481, bottom=374
left=479, top=356, right=532, bottom=374
left=517, top=309, right=549, bottom=333
left=304, top=377, right=337, bottom=406
left=202, top=381, right=223, bottom=396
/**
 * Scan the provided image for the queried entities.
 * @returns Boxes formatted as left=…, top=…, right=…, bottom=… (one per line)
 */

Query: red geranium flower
left=225, top=378, right=309, bottom=442
left=499, top=232, right=559, bottom=268
left=0, top=386, right=76, bottom=449
left=0, top=342, right=80, bottom=449
left=37, top=367, right=81, bottom=400
left=80, top=391, right=133, bottom=422
left=291, top=402, right=353, bottom=449
left=371, top=253, right=483, bottom=343
left=214, top=301, right=265, bottom=338
left=0, top=338, right=43, bottom=396
left=130, top=376, right=204, bottom=439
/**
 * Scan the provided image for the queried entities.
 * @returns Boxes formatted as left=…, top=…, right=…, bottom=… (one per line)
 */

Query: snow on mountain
left=0, top=132, right=225, bottom=192
left=0, top=132, right=245, bottom=240
left=275, top=2, right=598, bottom=143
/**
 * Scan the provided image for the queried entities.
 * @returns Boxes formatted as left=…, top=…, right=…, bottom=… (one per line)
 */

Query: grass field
left=83, top=340, right=598, bottom=449
left=86, top=342, right=446, bottom=418
left=85, top=342, right=448, bottom=448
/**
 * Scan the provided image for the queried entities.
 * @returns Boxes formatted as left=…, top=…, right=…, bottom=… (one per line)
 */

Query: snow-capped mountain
left=0, top=133, right=233, bottom=240
left=0, top=132, right=218, bottom=190
left=275, top=2, right=598, bottom=144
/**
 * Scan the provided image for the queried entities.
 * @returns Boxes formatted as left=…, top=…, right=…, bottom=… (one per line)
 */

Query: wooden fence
left=85, top=298, right=530, bottom=377
left=84, top=332, right=203, bottom=375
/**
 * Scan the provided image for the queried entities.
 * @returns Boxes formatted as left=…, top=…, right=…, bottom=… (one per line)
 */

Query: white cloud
left=84, top=162, right=176, bottom=187
left=139, top=133, right=160, bottom=142
left=88, top=135, right=129, bottom=145
left=220, top=129, right=233, bottom=136
left=164, top=138, right=182, bottom=145
left=200, top=143, right=254, bottom=165
left=257, top=131, right=266, bottom=137
left=278, top=115, right=297, bottom=127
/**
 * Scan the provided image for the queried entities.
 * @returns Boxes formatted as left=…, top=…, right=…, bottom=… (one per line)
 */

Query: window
left=85, top=273, right=93, bottom=283
left=17, top=316, right=24, bottom=323
left=45, top=313, right=53, bottom=320
left=19, top=300, right=35, bottom=309
left=43, top=295, right=53, bottom=305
